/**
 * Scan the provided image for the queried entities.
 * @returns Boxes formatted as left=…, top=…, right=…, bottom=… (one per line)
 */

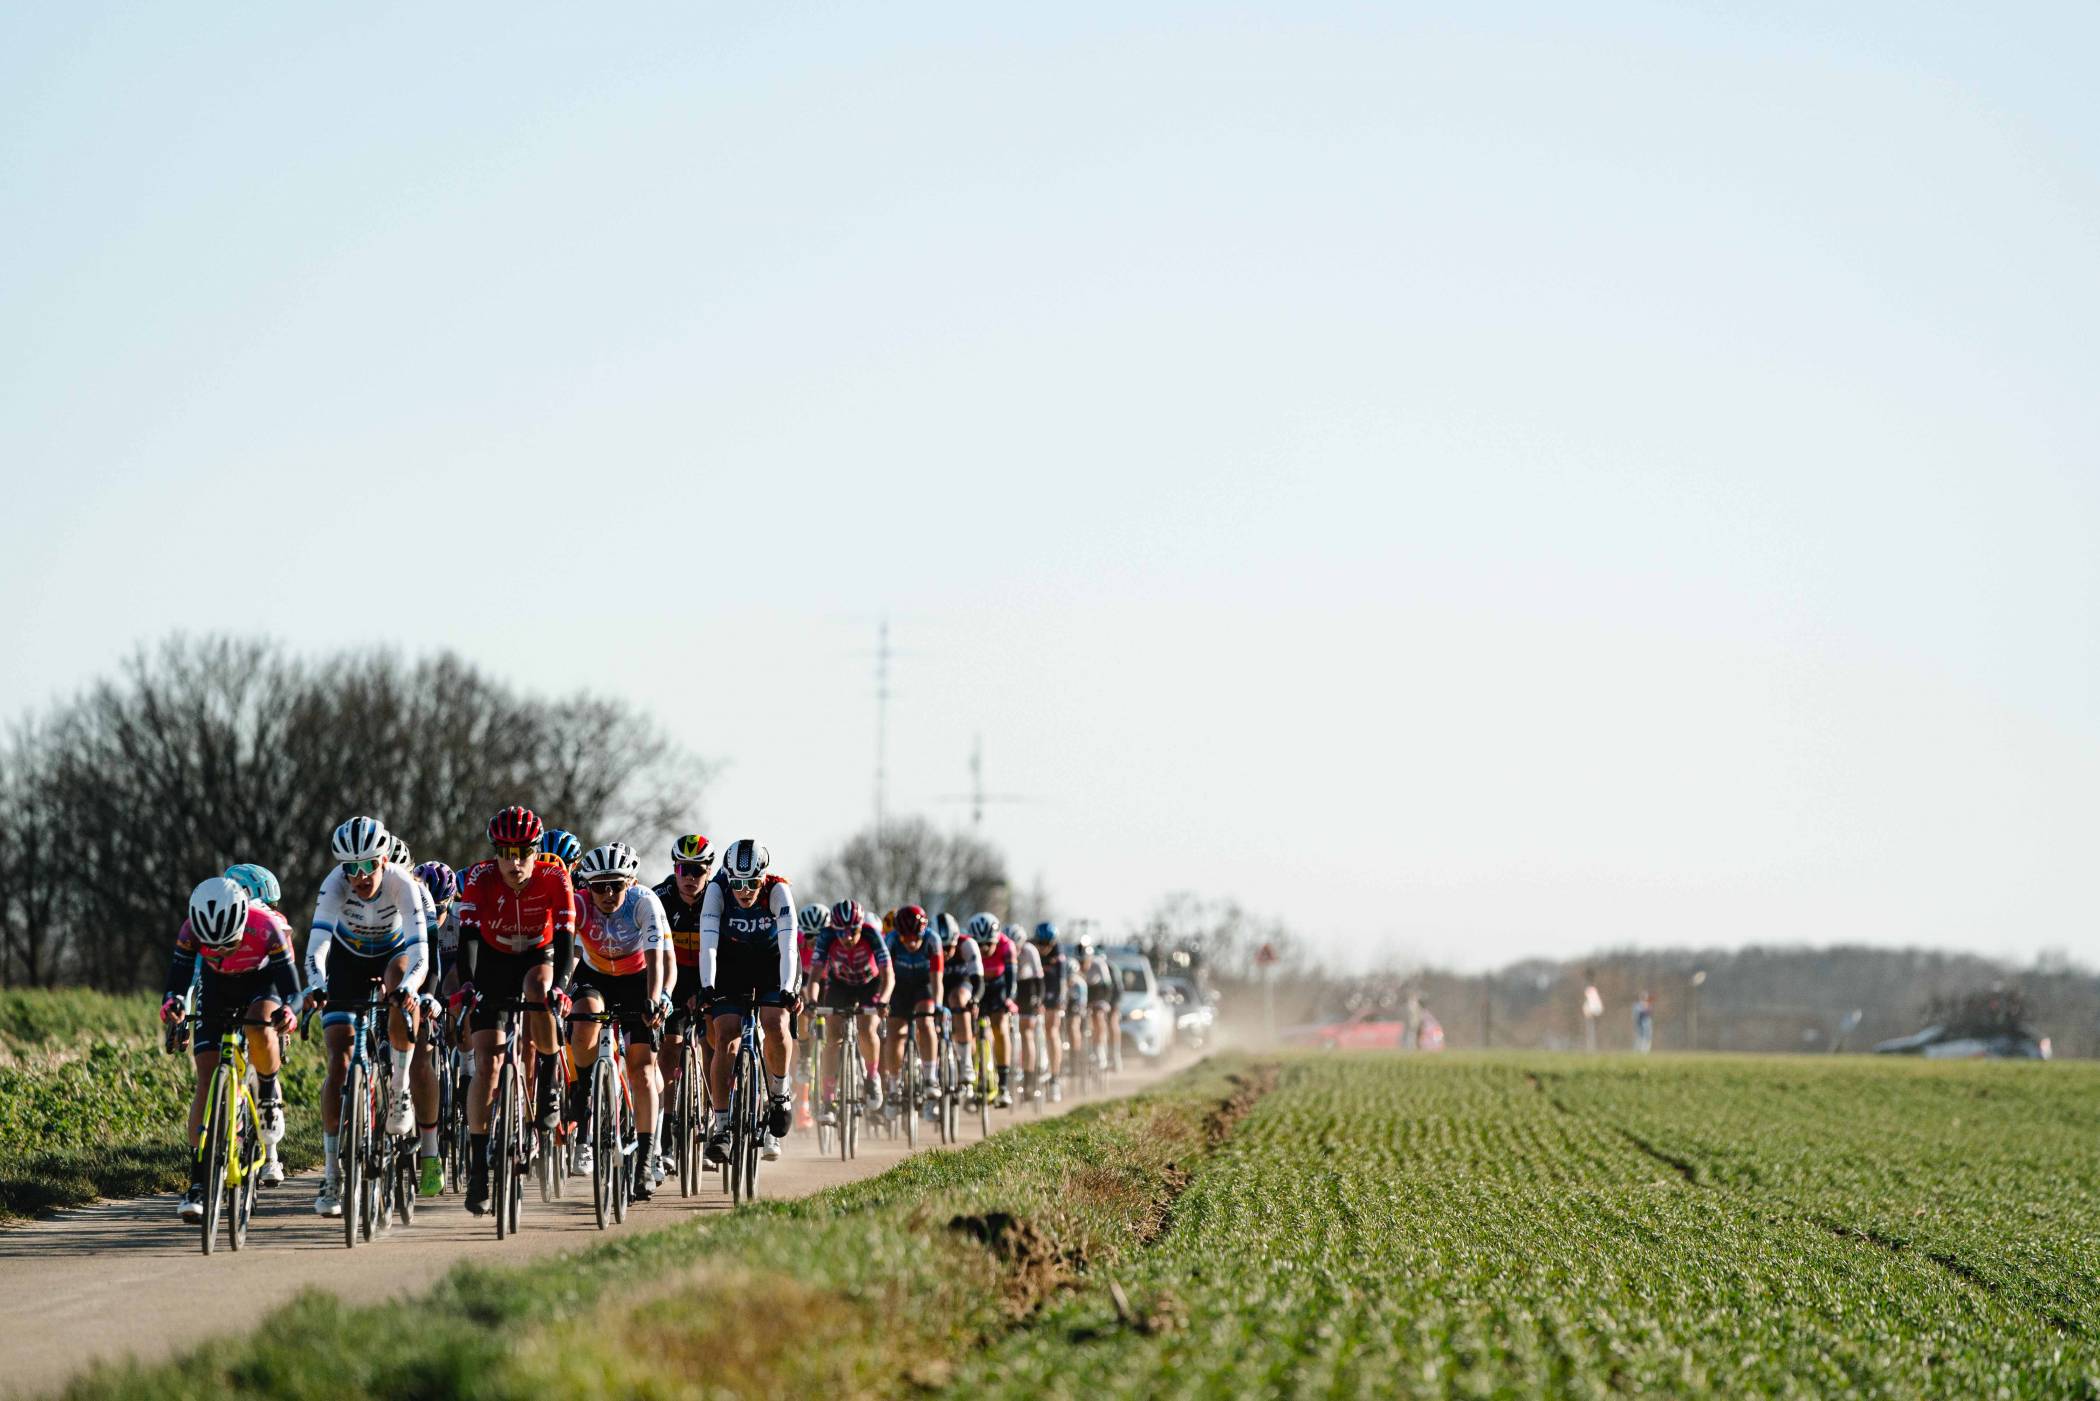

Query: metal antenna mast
left=873, top=617, right=891, bottom=841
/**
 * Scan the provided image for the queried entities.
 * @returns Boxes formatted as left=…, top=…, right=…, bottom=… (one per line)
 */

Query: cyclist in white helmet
left=698, top=839, right=801, bottom=1163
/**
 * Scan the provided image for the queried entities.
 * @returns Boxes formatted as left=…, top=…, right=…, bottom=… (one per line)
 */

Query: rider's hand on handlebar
left=159, top=995, right=183, bottom=1026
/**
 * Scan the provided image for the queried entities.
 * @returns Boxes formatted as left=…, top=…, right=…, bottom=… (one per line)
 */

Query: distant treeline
left=1248, top=944, right=2100, bottom=1058
left=0, top=636, right=710, bottom=990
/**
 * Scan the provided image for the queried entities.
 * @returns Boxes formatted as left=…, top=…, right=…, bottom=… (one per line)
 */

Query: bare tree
left=0, top=635, right=714, bottom=988
left=810, top=816, right=1012, bottom=919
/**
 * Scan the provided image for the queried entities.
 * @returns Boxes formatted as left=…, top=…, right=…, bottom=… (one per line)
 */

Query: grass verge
left=60, top=1057, right=1269, bottom=1400
left=0, top=989, right=324, bottom=1222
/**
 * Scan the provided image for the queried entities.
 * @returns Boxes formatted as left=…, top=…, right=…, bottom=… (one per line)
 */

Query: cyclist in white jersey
left=303, top=816, right=436, bottom=1218
left=562, top=842, right=675, bottom=1201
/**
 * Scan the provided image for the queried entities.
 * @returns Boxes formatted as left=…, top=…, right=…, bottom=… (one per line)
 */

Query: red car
left=1283, top=1009, right=1443, bottom=1051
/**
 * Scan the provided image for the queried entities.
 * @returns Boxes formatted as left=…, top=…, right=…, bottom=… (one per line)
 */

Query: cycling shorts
left=1015, top=977, right=1044, bottom=1015
left=707, top=941, right=792, bottom=1011
left=983, top=970, right=1014, bottom=1010
left=946, top=972, right=981, bottom=1004
left=820, top=979, right=885, bottom=1014
left=470, top=944, right=556, bottom=1033
left=572, top=968, right=660, bottom=1050
left=1062, top=979, right=1088, bottom=1010
left=321, top=946, right=417, bottom=1029
left=888, top=978, right=936, bottom=1016
left=195, top=967, right=283, bottom=1055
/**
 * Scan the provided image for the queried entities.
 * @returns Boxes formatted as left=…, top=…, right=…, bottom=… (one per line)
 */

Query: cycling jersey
left=175, top=905, right=297, bottom=980
left=1037, top=941, right=1068, bottom=999
left=810, top=926, right=891, bottom=985
left=1084, top=955, right=1116, bottom=992
left=306, top=864, right=434, bottom=987
left=576, top=884, right=670, bottom=978
left=699, top=870, right=797, bottom=991
left=652, top=874, right=705, bottom=967
left=457, top=857, right=576, bottom=956
left=944, top=934, right=983, bottom=980
left=885, top=931, right=943, bottom=987
left=1013, top=940, right=1043, bottom=981
left=978, top=930, right=1014, bottom=979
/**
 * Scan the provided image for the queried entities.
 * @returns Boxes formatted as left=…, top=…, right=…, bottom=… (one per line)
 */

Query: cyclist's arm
left=638, top=889, right=670, bottom=1005
left=698, top=881, right=724, bottom=989
left=163, top=921, right=199, bottom=1002
left=768, top=881, right=798, bottom=992
left=549, top=866, right=577, bottom=992
left=877, top=941, right=895, bottom=1001
left=304, top=875, right=343, bottom=987
left=929, top=946, right=944, bottom=1007
left=263, top=945, right=300, bottom=1004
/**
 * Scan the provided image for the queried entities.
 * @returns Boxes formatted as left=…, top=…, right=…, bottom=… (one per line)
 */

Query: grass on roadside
left=0, top=988, right=325, bottom=1222
left=62, top=1057, right=1263, bottom=1401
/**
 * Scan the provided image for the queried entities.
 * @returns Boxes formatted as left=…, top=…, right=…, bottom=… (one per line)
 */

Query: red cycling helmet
left=488, top=805, right=544, bottom=847
left=895, top=904, right=927, bottom=937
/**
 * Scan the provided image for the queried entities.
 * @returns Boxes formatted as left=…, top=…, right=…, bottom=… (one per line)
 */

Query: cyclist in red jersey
left=453, top=805, right=577, bottom=1218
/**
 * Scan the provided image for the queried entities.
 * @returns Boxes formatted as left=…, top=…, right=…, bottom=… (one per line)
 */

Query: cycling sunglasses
left=492, top=842, right=535, bottom=860
left=726, top=875, right=764, bottom=891
left=675, top=860, right=714, bottom=878
left=340, top=858, right=381, bottom=877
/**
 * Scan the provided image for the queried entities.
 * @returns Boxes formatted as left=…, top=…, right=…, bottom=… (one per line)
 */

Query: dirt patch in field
left=948, top=1210, right=1074, bottom=1316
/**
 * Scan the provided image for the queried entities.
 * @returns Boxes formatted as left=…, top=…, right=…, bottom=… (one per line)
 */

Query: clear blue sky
left=3, top=2, right=2095, bottom=969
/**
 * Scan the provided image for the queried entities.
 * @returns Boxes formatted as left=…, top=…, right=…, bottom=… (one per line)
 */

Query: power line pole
left=968, top=734, right=984, bottom=826
left=873, top=617, right=891, bottom=843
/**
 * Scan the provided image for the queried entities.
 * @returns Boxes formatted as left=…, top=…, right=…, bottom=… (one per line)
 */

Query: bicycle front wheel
left=492, top=1058, right=514, bottom=1240
left=200, top=1065, right=229, bottom=1256
left=230, top=1081, right=260, bottom=1251
left=341, top=1064, right=365, bottom=1249
left=592, top=1058, right=615, bottom=1230
left=739, top=1044, right=763, bottom=1202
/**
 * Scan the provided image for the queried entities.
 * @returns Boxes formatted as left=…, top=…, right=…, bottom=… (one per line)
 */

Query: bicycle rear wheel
left=200, top=1065, right=228, bottom=1256
left=230, top=1092, right=259, bottom=1251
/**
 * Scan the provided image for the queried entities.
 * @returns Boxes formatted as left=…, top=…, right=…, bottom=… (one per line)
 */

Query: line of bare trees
left=0, top=637, right=712, bottom=989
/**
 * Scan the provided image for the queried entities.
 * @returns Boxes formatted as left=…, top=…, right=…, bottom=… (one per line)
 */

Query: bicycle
left=718, top=990, right=768, bottom=1204
left=934, top=1006, right=964, bottom=1145
left=968, top=1003, right=997, bottom=1136
left=170, top=980, right=268, bottom=1256
left=568, top=1009, right=636, bottom=1229
left=479, top=996, right=541, bottom=1240
left=668, top=1007, right=705, bottom=1198
left=821, top=997, right=879, bottom=1161
left=438, top=1009, right=471, bottom=1194
left=302, top=990, right=396, bottom=1248
left=810, top=1007, right=834, bottom=1157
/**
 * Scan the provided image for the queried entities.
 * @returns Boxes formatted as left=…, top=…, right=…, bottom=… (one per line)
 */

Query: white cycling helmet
left=577, top=841, right=642, bottom=885
left=722, top=839, right=770, bottom=881
left=187, top=876, right=251, bottom=950
left=967, top=912, right=1001, bottom=940
left=798, top=902, right=829, bottom=935
left=386, top=833, right=413, bottom=868
left=331, top=815, right=390, bottom=864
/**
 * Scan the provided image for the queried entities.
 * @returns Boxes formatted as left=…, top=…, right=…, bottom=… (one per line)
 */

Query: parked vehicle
left=1158, top=974, right=1216, bottom=1051
left=1282, top=1007, right=1444, bottom=1052
left=1105, top=947, right=1170, bottom=1059
left=1873, top=1024, right=2051, bottom=1060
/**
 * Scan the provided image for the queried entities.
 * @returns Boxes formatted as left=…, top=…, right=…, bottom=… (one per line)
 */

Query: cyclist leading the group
left=303, top=815, right=437, bottom=1218
left=453, top=805, right=577, bottom=1217
left=162, top=875, right=300, bottom=1221
left=698, top=839, right=800, bottom=1164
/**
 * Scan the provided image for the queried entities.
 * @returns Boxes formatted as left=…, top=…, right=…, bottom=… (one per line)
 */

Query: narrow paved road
left=0, top=1062, right=1173, bottom=1398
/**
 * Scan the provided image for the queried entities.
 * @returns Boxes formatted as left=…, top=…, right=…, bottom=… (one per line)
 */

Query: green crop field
left=55, top=1051, right=2100, bottom=1400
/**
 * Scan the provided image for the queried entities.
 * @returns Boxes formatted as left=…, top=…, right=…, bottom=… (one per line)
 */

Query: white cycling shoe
left=864, top=1076, right=884, bottom=1110
left=385, top=1090, right=415, bottom=1137
left=259, top=1152, right=285, bottom=1187
left=314, top=1182, right=343, bottom=1218
left=759, top=1131, right=782, bottom=1162
left=573, top=1143, right=595, bottom=1175
left=176, top=1187, right=206, bottom=1223
left=259, top=1102, right=286, bottom=1146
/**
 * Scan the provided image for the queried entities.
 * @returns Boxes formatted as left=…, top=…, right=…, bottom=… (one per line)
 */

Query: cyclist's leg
left=411, top=995, right=443, bottom=1189
left=568, top=987, right=606, bottom=1146
left=623, top=1002, right=661, bottom=1193
left=518, top=953, right=563, bottom=1125
left=758, top=1002, right=793, bottom=1139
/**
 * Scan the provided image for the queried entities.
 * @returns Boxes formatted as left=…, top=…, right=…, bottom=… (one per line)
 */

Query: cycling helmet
left=540, top=828, right=582, bottom=866
left=1031, top=921, right=1059, bottom=944
left=187, top=876, right=251, bottom=950
left=414, top=860, right=457, bottom=906
left=1077, top=938, right=1096, bottom=957
left=331, top=815, right=390, bottom=863
left=488, top=806, right=543, bottom=847
left=1004, top=922, right=1026, bottom=944
left=798, top=902, right=829, bottom=935
left=829, top=899, right=865, bottom=931
left=671, top=834, right=714, bottom=866
left=722, top=839, right=770, bottom=880
left=223, top=863, right=281, bottom=905
left=387, top=833, right=413, bottom=869
left=894, top=905, right=927, bottom=937
left=577, top=841, right=641, bottom=885
left=933, top=911, right=962, bottom=949
left=860, top=913, right=881, bottom=938
left=967, top=912, right=1001, bottom=940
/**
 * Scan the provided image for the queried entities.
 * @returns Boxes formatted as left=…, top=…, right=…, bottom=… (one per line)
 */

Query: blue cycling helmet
left=223, top=863, right=282, bottom=906
left=540, top=828, right=582, bottom=866
left=1031, top=921, right=1058, bottom=944
left=414, top=860, right=457, bottom=906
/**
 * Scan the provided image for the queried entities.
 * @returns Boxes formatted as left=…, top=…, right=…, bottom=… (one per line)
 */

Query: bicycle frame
left=570, top=1008, right=637, bottom=1228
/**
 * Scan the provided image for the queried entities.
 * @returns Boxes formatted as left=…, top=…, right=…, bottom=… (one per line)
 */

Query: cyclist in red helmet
left=453, top=805, right=577, bottom=1217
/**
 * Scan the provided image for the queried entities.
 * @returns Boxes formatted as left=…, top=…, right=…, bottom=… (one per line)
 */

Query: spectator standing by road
left=1582, top=977, right=1604, bottom=1052
left=1633, top=991, right=1654, bottom=1053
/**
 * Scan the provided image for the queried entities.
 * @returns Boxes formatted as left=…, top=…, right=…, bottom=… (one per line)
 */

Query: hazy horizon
left=4, top=3, right=2095, bottom=971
